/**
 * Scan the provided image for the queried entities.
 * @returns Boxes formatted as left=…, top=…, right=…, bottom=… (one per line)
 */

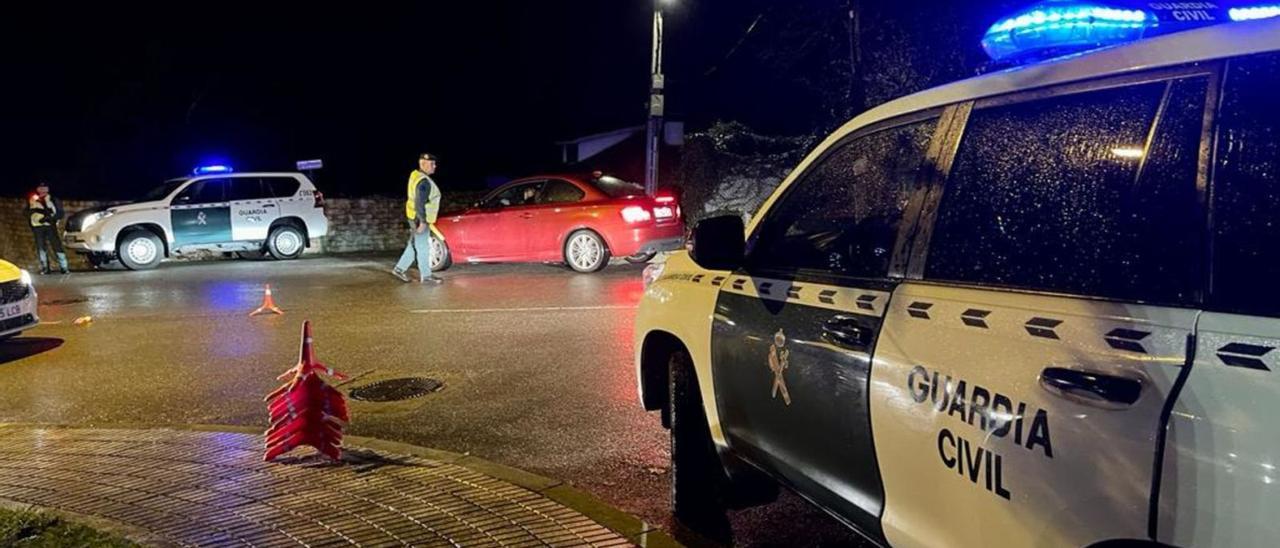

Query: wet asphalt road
left=0, top=253, right=867, bottom=547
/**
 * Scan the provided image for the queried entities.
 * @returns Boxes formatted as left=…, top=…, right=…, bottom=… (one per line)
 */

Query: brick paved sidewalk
left=0, top=426, right=675, bottom=548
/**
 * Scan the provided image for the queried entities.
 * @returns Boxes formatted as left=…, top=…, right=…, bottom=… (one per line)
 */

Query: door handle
left=1039, top=367, right=1142, bottom=407
left=822, top=316, right=873, bottom=350
left=263, top=204, right=277, bottom=208
left=520, top=213, right=535, bottom=219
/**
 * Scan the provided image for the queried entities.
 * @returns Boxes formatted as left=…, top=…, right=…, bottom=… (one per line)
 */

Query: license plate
left=0, top=303, right=20, bottom=320
left=654, top=206, right=674, bottom=219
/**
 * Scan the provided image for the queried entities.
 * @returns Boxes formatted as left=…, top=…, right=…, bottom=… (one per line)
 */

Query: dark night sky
left=0, top=1, right=1000, bottom=199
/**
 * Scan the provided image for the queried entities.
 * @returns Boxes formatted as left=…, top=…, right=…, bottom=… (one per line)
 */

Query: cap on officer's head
left=36, top=182, right=49, bottom=190
left=419, top=153, right=439, bottom=162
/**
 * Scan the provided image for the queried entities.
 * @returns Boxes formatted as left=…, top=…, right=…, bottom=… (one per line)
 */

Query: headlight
left=81, top=209, right=116, bottom=231
left=19, top=269, right=33, bottom=286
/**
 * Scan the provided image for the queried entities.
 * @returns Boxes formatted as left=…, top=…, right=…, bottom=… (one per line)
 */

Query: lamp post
left=643, top=0, right=671, bottom=196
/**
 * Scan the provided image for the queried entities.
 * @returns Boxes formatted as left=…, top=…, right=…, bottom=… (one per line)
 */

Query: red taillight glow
left=621, top=206, right=652, bottom=224
left=655, top=195, right=676, bottom=204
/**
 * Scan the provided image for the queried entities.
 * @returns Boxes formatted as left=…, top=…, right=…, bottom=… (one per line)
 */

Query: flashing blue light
left=194, top=165, right=233, bottom=175
left=1230, top=5, right=1280, bottom=21
left=982, top=1, right=1153, bottom=63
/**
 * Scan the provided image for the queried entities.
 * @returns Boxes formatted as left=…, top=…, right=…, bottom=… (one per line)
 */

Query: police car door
left=870, top=71, right=1214, bottom=547
left=226, top=178, right=281, bottom=242
left=710, top=114, right=939, bottom=540
left=1157, top=52, right=1280, bottom=548
left=170, top=178, right=232, bottom=247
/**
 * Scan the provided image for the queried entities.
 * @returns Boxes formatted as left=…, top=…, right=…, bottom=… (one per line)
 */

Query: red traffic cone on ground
left=250, top=284, right=284, bottom=317
left=263, top=321, right=350, bottom=462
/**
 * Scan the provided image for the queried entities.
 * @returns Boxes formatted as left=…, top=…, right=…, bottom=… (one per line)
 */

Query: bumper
left=611, top=223, right=685, bottom=257
left=64, top=231, right=114, bottom=253
left=0, top=287, right=39, bottom=338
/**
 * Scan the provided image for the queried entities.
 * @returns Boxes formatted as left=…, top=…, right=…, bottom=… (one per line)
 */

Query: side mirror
left=689, top=215, right=745, bottom=271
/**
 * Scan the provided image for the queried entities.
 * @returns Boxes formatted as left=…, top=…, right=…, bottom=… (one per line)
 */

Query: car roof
left=746, top=19, right=1280, bottom=236
left=838, top=18, right=1280, bottom=140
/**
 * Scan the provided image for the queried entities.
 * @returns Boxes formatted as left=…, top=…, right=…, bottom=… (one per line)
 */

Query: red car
left=431, top=174, right=684, bottom=273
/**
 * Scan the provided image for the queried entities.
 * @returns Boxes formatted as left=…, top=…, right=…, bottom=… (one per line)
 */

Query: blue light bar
left=194, top=165, right=233, bottom=175
left=982, top=1, right=1154, bottom=63
left=1230, top=5, right=1280, bottom=21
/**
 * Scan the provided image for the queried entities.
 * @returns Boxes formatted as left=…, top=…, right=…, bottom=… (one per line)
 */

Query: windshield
left=590, top=175, right=644, bottom=199
left=141, top=179, right=189, bottom=202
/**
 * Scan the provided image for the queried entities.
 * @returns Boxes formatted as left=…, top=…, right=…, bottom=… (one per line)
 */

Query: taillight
left=621, top=206, right=652, bottom=224
left=313, top=191, right=325, bottom=208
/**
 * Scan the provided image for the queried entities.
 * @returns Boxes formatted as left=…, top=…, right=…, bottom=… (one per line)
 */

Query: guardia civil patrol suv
left=636, top=5, right=1280, bottom=547
left=64, top=167, right=329, bottom=270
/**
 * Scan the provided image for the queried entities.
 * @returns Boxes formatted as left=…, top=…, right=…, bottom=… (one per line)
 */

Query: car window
left=484, top=182, right=544, bottom=208
left=174, top=178, right=228, bottom=205
left=143, top=180, right=188, bottom=202
left=226, top=179, right=271, bottom=202
left=925, top=77, right=1208, bottom=304
left=746, top=118, right=936, bottom=278
left=591, top=175, right=645, bottom=199
left=264, top=177, right=301, bottom=198
left=540, top=179, right=586, bottom=204
left=1212, top=53, right=1280, bottom=316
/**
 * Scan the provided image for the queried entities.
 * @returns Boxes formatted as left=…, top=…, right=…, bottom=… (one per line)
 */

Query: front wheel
left=564, top=230, right=610, bottom=273
left=429, top=236, right=453, bottom=272
left=267, top=225, right=305, bottom=260
left=118, top=231, right=163, bottom=270
left=669, top=351, right=731, bottom=538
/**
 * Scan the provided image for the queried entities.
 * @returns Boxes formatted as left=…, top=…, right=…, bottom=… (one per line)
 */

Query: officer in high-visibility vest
left=392, top=153, right=443, bottom=284
left=27, top=182, right=69, bottom=275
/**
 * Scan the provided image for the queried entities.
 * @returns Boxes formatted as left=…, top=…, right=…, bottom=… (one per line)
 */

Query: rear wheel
left=267, top=225, right=305, bottom=260
left=669, top=350, right=731, bottom=539
left=118, top=231, right=163, bottom=270
left=429, top=236, right=453, bottom=272
left=564, top=230, right=610, bottom=273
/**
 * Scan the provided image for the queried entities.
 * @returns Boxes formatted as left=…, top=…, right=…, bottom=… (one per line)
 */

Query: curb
left=0, top=422, right=681, bottom=548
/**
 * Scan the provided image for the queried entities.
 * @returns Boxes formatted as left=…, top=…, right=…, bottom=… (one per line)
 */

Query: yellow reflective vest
left=405, top=170, right=442, bottom=224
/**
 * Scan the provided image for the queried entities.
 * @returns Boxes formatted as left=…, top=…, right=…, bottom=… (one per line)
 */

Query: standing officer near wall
left=27, top=182, right=69, bottom=275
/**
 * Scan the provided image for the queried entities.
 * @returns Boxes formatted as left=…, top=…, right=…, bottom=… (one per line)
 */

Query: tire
left=563, top=230, right=610, bottom=273
left=626, top=251, right=657, bottom=264
left=668, top=351, right=731, bottom=538
left=117, top=231, right=163, bottom=270
left=266, top=225, right=306, bottom=260
left=429, top=236, right=453, bottom=272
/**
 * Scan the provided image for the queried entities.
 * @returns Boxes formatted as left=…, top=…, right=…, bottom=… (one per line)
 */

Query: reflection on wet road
left=0, top=254, right=864, bottom=547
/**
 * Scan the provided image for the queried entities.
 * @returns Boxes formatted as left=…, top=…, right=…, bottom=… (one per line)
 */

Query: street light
left=643, top=0, right=672, bottom=196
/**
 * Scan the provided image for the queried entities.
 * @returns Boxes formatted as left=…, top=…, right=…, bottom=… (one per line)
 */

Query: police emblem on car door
left=709, top=116, right=939, bottom=541
left=171, top=178, right=232, bottom=246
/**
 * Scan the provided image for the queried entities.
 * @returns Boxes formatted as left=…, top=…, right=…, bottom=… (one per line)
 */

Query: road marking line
left=409, top=305, right=637, bottom=314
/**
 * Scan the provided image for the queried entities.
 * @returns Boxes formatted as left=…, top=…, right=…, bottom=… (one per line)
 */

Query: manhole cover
left=349, top=377, right=443, bottom=402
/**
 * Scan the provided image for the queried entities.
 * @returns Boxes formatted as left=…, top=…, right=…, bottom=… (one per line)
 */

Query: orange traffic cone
left=250, top=284, right=284, bottom=317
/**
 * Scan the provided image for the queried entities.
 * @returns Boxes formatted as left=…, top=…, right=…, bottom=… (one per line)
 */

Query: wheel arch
left=270, top=217, right=310, bottom=248
left=560, top=225, right=612, bottom=255
left=118, top=223, right=171, bottom=258
left=638, top=329, right=688, bottom=414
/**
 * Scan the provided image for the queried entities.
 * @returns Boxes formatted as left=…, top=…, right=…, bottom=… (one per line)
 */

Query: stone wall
left=0, top=192, right=486, bottom=270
